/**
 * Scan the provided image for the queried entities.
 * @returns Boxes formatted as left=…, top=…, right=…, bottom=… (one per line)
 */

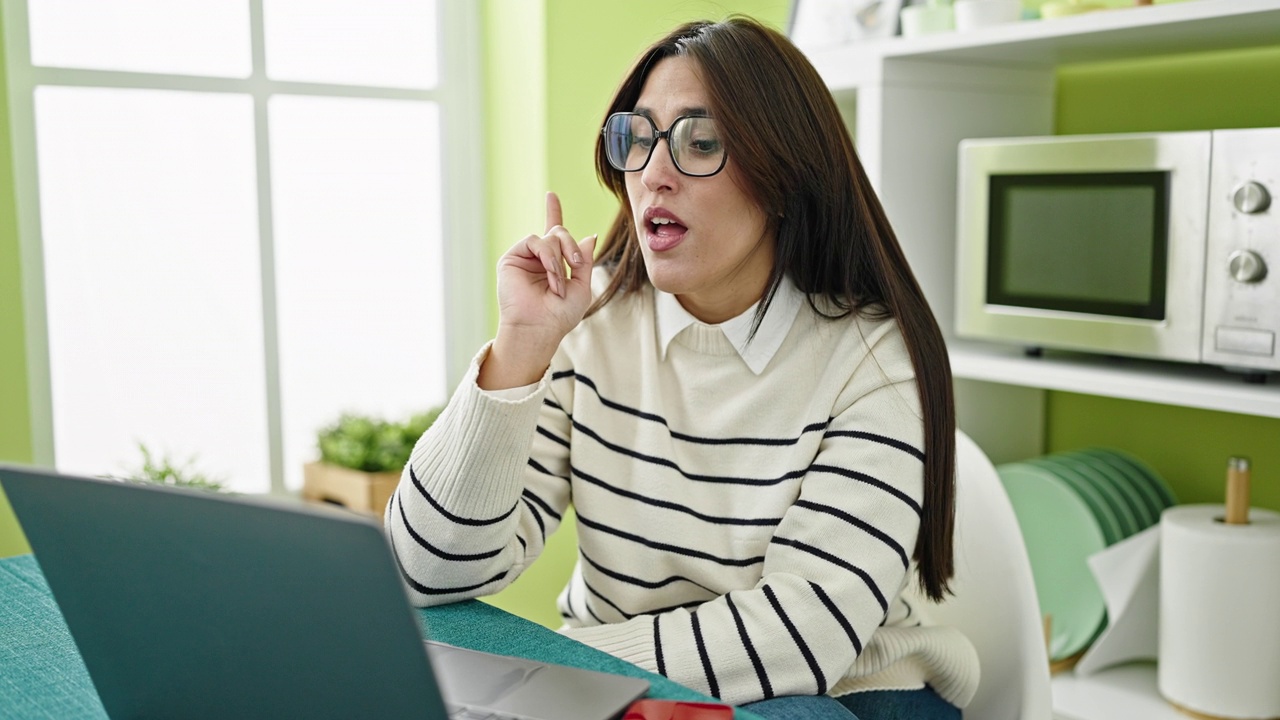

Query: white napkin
left=1073, top=526, right=1160, bottom=676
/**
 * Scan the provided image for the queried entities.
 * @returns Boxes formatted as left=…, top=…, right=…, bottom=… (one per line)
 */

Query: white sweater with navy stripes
left=386, top=278, right=979, bottom=708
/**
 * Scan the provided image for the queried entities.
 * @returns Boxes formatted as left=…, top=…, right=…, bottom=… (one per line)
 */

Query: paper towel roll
left=1159, top=505, right=1280, bottom=720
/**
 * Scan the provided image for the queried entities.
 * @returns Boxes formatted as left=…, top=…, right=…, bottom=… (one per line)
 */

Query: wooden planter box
left=301, top=462, right=400, bottom=517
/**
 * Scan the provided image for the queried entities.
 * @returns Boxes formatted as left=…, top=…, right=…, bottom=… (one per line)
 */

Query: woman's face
left=625, top=55, right=775, bottom=325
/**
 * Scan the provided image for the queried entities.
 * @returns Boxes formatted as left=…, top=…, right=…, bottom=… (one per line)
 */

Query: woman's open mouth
left=643, top=207, right=688, bottom=252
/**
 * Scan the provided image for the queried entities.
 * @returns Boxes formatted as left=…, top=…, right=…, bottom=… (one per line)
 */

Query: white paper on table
left=1074, top=526, right=1161, bottom=676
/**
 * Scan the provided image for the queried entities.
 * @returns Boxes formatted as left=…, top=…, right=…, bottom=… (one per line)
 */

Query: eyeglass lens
left=603, top=113, right=725, bottom=177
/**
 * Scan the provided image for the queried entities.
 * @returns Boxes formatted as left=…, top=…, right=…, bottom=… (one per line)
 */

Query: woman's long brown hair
left=587, top=17, right=956, bottom=601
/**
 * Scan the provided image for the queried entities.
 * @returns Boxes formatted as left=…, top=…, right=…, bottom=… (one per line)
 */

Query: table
left=0, top=554, right=762, bottom=719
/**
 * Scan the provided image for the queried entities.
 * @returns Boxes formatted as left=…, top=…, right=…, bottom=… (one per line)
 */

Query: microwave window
left=987, top=172, right=1169, bottom=320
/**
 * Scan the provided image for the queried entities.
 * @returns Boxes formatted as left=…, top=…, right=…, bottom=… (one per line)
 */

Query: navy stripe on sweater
left=727, top=592, right=774, bottom=699
left=397, top=498, right=503, bottom=562
left=554, top=369, right=831, bottom=446
left=521, top=496, right=547, bottom=541
left=691, top=611, right=720, bottom=698
left=809, top=580, right=863, bottom=655
left=388, top=516, right=508, bottom=596
left=408, top=466, right=517, bottom=526
left=571, top=418, right=808, bottom=487
left=654, top=617, right=667, bottom=677
left=809, top=464, right=922, bottom=516
left=823, top=429, right=925, bottom=462
left=577, top=513, right=765, bottom=568
left=771, top=536, right=889, bottom=612
left=527, top=457, right=568, bottom=481
left=584, top=599, right=606, bottom=624
left=793, top=499, right=910, bottom=569
left=579, top=548, right=719, bottom=594
left=571, top=463, right=783, bottom=527
left=580, top=579, right=704, bottom=620
left=536, top=425, right=569, bottom=449
left=521, top=488, right=562, bottom=522
left=584, top=578, right=632, bottom=620
left=645, top=598, right=713, bottom=615
left=569, top=419, right=923, bottom=514
left=764, top=584, right=827, bottom=695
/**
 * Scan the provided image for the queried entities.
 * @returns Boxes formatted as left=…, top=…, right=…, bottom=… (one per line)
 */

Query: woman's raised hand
left=479, top=192, right=597, bottom=390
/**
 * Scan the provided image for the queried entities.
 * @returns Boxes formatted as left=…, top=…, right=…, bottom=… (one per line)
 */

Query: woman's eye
left=688, top=138, right=721, bottom=155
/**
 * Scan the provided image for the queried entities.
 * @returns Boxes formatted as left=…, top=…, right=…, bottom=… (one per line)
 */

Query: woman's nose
left=640, top=139, right=680, bottom=192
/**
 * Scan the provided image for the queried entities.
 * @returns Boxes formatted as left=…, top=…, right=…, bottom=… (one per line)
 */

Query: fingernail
left=572, top=252, right=582, bottom=264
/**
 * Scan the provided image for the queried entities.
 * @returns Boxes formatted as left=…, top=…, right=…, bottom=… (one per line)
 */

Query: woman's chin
left=642, top=262, right=696, bottom=297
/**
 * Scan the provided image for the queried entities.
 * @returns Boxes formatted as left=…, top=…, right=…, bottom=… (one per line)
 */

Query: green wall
left=0, top=23, right=35, bottom=557
left=1047, top=393, right=1280, bottom=510
left=1048, top=45, right=1280, bottom=513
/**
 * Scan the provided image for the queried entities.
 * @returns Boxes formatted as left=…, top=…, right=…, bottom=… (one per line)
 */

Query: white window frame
left=2, top=0, right=488, bottom=493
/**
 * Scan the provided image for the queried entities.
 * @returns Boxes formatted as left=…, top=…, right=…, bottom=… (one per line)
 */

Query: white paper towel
left=1076, top=526, right=1161, bottom=676
left=1158, top=505, right=1280, bottom=720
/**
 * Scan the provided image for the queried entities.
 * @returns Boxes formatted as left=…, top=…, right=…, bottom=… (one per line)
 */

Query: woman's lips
left=647, top=222, right=687, bottom=251
left=643, top=207, right=688, bottom=252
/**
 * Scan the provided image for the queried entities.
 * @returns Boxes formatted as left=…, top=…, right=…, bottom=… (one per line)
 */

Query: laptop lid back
left=1, top=465, right=446, bottom=720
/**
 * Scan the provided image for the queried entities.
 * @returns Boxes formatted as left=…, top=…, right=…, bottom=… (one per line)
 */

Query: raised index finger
left=545, top=191, right=563, bottom=234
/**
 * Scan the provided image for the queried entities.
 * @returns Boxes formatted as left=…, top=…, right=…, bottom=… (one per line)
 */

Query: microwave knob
left=1228, top=250, right=1268, bottom=283
left=1232, top=182, right=1271, bottom=214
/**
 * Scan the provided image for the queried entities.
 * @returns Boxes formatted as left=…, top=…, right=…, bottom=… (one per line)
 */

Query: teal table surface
left=0, top=554, right=762, bottom=719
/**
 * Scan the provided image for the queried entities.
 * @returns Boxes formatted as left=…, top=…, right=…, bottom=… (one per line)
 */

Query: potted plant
left=301, top=409, right=442, bottom=516
left=105, top=443, right=229, bottom=493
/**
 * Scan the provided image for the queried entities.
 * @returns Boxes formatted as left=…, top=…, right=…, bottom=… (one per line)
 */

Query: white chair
left=903, top=430, right=1053, bottom=720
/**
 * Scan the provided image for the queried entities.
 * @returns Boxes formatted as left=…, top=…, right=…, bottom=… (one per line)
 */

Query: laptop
left=0, top=464, right=649, bottom=720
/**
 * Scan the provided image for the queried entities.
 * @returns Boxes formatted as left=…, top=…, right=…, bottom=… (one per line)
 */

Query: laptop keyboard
left=447, top=705, right=523, bottom=720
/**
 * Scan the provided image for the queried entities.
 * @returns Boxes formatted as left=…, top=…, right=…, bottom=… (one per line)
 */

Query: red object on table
left=623, top=699, right=735, bottom=720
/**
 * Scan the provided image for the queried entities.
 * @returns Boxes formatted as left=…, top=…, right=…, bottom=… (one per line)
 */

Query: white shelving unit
left=805, top=0, right=1280, bottom=457
left=951, top=340, right=1280, bottom=419
left=805, top=2, right=1280, bottom=718
left=1051, top=663, right=1188, bottom=720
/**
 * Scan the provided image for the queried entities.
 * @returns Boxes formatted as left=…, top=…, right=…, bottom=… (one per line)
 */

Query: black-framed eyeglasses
left=601, top=112, right=728, bottom=178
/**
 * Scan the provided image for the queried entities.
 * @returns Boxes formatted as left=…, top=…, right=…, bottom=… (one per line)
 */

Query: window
left=4, top=0, right=486, bottom=493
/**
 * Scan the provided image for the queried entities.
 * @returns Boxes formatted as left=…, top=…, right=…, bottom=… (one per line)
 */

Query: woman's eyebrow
left=633, top=106, right=711, bottom=118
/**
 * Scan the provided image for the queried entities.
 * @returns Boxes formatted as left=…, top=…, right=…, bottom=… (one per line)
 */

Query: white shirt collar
left=655, top=275, right=805, bottom=375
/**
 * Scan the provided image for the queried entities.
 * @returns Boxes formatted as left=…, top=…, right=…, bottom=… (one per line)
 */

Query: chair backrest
left=903, top=430, right=1053, bottom=720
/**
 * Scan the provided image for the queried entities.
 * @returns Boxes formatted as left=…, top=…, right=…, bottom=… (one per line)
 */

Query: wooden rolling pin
left=1225, top=456, right=1251, bottom=525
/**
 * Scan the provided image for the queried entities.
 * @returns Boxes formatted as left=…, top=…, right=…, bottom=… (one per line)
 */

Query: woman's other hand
left=479, top=191, right=596, bottom=390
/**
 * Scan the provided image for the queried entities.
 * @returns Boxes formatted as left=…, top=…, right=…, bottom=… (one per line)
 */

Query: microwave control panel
left=1202, top=127, right=1280, bottom=372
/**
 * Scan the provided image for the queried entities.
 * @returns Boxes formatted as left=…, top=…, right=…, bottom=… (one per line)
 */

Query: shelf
left=808, top=0, right=1280, bottom=91
left=1052, top=663, right=1186, bottom=720
left=810, top=4, right=1279, bottom=719
left=950, top=340, right=1280, bottom=419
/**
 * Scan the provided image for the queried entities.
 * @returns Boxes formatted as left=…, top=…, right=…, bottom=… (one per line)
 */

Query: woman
left=387, top=16, right=977, bottom=719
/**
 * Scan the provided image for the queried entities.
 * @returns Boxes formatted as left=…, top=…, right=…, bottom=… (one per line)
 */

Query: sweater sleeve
left=561, top=344, right=932, bottom=705
left=385, top=342, right=575, bottom=606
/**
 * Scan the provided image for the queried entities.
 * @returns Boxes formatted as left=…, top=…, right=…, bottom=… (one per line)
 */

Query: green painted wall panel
left=1046, top=393, right=1280, bottom=511
left=0, top=487, right=30, bottom=558
left=1047, top=44, right=1280, bottom=513
left=0, top=21, right=34, bottom=557
left=1056, top=45, right=1280, bottom=135
left=482, top=0, right=549, bottom=331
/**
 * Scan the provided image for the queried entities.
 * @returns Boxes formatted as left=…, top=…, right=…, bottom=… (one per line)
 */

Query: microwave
left=955, top=128, right=1280, bottom=377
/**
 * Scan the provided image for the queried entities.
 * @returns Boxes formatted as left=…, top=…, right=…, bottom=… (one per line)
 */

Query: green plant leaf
left=316, top=408, right=443, bottom=473
left=102, top=442, right=229, bottom=493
